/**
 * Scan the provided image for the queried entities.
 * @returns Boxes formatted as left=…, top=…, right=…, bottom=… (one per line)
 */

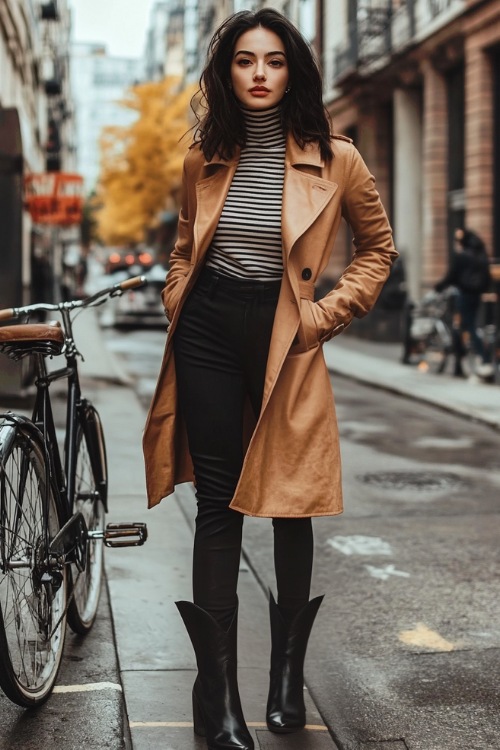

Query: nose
left=253, top=63, right=266, bottom=81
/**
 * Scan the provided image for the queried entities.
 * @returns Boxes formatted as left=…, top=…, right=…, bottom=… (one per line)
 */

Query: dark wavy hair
left=458, top=228, right=487, bottom=255
left=192, top=9, right=333, bottom=162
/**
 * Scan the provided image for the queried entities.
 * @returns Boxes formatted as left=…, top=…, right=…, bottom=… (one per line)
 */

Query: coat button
left=301, top=268, right=312, bottom=281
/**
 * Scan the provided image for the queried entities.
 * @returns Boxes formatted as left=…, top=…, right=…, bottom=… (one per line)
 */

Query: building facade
left=71, top=43, right=143, bottom=194
left=142, top=0, right=198, bottom=84
left=1, top=0, right=76, bottom=392
left=144, top=2, right=170, bottom=81
left=325, top=0, right=500, bottom=304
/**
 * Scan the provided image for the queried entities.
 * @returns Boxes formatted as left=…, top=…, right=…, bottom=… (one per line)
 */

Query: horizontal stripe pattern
left=206, top=105, right=285, bottom=281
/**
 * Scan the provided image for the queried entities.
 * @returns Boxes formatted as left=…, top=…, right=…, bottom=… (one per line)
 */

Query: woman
left=143, top=9, right=397, bottom=750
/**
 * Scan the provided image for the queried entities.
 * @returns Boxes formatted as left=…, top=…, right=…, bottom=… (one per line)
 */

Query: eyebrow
left=234, top=50, right=286, bottom=57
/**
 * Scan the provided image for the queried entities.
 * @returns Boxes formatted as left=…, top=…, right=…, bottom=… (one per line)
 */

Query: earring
left=285, top=86, right=291, bottom=93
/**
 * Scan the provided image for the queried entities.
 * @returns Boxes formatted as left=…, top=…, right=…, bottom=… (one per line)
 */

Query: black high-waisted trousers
left=173, top=266, right=313, bottom=630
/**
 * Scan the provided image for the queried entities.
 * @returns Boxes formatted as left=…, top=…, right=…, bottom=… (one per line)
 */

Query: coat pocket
left=289, top=297, right=344, bottom=355
left=162, top=272, right=189, bottom=321
left=289, top=298, right=320, bottom=354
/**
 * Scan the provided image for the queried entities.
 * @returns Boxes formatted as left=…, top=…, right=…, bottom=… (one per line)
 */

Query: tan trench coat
left=143, top=133, right=398, bottom=517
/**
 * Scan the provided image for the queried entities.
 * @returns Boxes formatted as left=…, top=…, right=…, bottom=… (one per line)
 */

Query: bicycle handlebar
left=83, top=274, right=147, bottom=306
left=0, top=275, right=148, bottom=322
left=119, top=275, right=146, bottom=291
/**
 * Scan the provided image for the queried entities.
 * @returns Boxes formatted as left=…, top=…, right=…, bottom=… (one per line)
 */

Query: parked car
left=104, top=246, right=155, bottom=275
left=99, top=264, right=168, bottom=329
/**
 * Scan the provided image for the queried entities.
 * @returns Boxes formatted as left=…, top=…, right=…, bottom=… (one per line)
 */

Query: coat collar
left=286, top=135, right=324, bottom=168
left=202, top=149, right=239, bottom=167
left=194, top=133, right=334, bottom=267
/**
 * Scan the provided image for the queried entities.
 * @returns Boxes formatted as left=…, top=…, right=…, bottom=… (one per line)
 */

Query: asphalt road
left=108, top=325, right=500, bottom=750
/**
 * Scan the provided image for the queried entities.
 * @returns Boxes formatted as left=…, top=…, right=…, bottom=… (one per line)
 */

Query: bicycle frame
left=0, top=273, right=148, bottom=709
left=0, top=274, right=147, bottom=553
left=29, top=308, right=97, bottom=526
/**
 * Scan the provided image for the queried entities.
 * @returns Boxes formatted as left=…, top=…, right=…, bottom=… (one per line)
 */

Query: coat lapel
left=193, top=151, right=239, bottom=265
left=282, top=136, right=338, bottom=260
left=193, top=138, right=337, bottom=267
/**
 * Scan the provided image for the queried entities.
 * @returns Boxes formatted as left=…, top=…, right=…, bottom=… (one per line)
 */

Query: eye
left=236, top=58, right=252, bottom=66
left=269, top=59, right=285, bottom=67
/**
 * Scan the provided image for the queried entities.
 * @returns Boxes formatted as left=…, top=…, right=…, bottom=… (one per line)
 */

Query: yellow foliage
left=96, top=77, right=195, bottom=246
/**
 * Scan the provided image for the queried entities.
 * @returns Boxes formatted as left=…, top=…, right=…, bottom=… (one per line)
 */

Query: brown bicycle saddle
left=0, top=322, right=65, bottom=359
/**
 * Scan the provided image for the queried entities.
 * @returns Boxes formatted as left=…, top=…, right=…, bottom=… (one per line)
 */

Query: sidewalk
left=324, top=335, right=500, bottom=430
left=79, top=313, right=499, bottom=750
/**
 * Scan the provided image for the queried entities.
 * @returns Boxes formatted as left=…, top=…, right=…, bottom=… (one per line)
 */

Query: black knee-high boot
left=266, top=592, right=324, bottom=733
left=176, top=600, right=254, bottom=750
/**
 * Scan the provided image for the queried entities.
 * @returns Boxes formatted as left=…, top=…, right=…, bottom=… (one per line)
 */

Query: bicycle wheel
left=422, top=325, right=450, bottom=374
left=0, top=421, right=67, bottom=707
left=67, top=419, right=106, bottom=634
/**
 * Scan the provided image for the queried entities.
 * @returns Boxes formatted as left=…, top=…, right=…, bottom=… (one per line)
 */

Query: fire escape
left=39, top=0, right=73, bottom=172
left=334, top=0, right=393, bottom=83
left=333, top=0, right=418, bottom=86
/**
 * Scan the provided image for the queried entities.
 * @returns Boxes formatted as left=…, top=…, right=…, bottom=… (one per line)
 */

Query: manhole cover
left=358, top=471, right=463, bottom=492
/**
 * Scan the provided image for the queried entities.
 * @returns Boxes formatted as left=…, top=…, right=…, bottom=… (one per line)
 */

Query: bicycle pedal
left=104, top=522, right=148, bottom=548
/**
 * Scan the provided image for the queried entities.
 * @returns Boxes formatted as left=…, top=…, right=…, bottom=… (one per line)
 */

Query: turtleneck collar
left=241, top=105, right=284, bottom=146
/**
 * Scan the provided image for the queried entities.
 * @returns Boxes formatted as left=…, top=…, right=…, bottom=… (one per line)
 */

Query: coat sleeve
left=161, top=155, right=194, bottom=321
left=316, top=146, right=398, bottom=332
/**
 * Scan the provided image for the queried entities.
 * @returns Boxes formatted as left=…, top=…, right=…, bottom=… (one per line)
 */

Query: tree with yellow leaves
left=96, top=77, right=195, bottom=246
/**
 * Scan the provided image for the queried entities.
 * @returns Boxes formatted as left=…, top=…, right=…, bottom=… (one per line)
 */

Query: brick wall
left=463, top=3, right=500, bottom=255
left=421, top=59, right=449, bottom=287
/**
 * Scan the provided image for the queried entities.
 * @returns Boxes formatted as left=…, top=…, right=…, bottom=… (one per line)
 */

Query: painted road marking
left=53, top=682, right=123, bottom=694
left=130, top=722, right=193, bottom=728
left=414, top=436, right=473, bottom=449
left=130, top=721, right=328, bottom=730
left=327, top=535, right=393, bottom=556
left=365, top=564, right=410, bottom=581
left=399, top=623, right=455, bottom=651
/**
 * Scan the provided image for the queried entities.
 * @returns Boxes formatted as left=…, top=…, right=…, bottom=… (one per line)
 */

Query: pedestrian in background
left=435, top=228, right=492, bottom=378
left=143, top=9, right=397, bottom=750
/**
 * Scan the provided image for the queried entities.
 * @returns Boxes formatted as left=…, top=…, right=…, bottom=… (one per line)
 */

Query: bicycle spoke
left=67, top=423, right=105, bottom=634
left=0, top=278, right=145, bottom=707
left=0, top=428, right=66, bottom=701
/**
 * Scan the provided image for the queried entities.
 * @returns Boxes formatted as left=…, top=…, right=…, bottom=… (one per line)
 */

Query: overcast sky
left=70, top=0, right=156, bottom=58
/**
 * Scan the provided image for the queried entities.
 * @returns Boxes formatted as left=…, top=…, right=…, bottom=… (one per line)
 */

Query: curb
left=327, top=363, right=500, bottom=431
left=323, top=340, right=500, bottom=432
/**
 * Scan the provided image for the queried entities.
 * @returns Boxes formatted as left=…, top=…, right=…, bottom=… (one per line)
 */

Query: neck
left=241, top=104, right=281, bottom=121
left=241, top=104, right=284, bottom=145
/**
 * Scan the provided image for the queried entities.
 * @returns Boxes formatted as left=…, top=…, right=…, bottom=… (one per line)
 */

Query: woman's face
left=454, top=228, right=464, bottom=251
left=230, top=26, right=289, bottom=110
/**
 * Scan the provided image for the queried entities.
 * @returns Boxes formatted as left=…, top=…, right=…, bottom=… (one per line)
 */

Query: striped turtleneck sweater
left=205, top=105, right=286, bottom=281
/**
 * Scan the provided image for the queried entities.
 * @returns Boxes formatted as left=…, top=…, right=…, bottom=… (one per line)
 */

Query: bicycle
left=0, top=275, right=148, bottom=708
left=402, top=288, right=456, bottom=374
left=403, top=287, right=497, bottom=378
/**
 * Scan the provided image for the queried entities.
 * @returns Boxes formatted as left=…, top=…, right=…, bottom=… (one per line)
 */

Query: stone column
left=393, top=87, right=423, bottom=301
left=421, top=60, right=448, bottom=288
left=356, top=100, right=392, bottom=213
left=464, top=29, right=495, bottom=253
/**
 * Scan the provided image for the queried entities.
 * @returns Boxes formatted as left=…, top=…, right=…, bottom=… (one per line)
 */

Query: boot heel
left=192, top=690, right=206, bottom=736
left=176, top=600, right=254, bottom=749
